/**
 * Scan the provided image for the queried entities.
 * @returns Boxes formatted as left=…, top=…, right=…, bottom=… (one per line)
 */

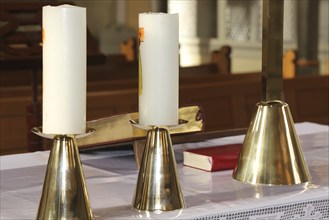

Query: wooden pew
left=179, top=45, right=231, bottom=75
left=87, top=44, right=232, bottom=82
left=87, top=75, right=329, bottom=131
left=1, top=74, right=328, bottom=155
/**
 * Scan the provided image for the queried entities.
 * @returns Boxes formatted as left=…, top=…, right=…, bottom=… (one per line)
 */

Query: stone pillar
left=197, top=0, right=217, bottom=38
left=296, top=0, right=320, bottom=75
left=151, top=0, right=167, bottom=12
left=168, top=0, right=217, bottom=66
left=168, top=0, right=198, bottom=38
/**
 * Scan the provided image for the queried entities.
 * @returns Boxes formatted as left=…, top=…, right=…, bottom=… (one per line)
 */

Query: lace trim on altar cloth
left=193, top=199, right=329, bottom=220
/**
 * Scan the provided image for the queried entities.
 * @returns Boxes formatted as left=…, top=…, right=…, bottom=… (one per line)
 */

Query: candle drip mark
left=138, top=28, right=144, bottom=43
left=138, top=28, right=144, bottom=96
left=138, top=47, right=143, bottom=96
left=42, top=28, right=45, bottom=45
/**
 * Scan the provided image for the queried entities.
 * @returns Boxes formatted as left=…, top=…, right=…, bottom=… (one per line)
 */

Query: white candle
left=138, top=13, right=179, bottom=126
left=42, top=5, right=86, bottom=134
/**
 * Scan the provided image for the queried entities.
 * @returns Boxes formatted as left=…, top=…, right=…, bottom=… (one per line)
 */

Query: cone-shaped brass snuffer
left=132, top=126, right=185, bottom=211
left=32, top=128, right=94, bottom=219
left=232, top=0, right=311, bottom=185
left=233, top=101, right=311, bottom=185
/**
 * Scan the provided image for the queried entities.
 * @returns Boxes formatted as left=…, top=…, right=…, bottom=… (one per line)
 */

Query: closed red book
left=183, top=144, right=242, bottom=172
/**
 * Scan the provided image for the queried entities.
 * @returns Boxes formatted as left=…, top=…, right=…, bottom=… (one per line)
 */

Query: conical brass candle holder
left=130, top=120, right=186, bottom=211
left=232, top=0, right=311, bottom=185
left=32, top=127, right=95, bottom=219
left=232, top=101, right=311, bottom=185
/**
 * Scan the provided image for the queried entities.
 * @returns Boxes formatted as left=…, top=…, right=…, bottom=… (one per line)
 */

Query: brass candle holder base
left=232, top=101, right=311, bottom=185
left=32, top=127, right=95, bottom=220
left=130, top=120, right=186, bottom=211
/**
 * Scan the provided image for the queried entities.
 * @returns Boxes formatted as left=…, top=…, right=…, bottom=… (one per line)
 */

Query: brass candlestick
left=32, top=127, right=95, bottom=220
left=232, top=0, right=311, bottom=185
left=130, top=120, right=186, bottom=211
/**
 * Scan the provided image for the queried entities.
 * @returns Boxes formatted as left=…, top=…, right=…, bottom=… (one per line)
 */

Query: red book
left=183, top=144, right=242, bottom=172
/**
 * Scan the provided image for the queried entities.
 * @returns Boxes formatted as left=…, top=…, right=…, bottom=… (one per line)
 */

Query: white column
left=116, top=0, right=126, bottom=25
left=168, top=0, right=197, bottom=38
left=217, top=0, right=227, bottom=41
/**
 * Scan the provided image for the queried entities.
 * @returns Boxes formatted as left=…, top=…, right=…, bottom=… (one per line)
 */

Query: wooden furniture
left=1, top=74, right=328, bottom=155
left=283, top=49, right=296, bottom=79
left=86, top=44, right=232, bottom=85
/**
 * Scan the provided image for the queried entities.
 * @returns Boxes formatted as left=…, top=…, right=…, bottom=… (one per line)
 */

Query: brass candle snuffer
left=232, top=0, right=311, bottom=185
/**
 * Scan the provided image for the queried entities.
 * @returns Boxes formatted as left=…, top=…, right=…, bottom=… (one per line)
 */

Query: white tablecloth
left=1, top=122, right=328, bottom=219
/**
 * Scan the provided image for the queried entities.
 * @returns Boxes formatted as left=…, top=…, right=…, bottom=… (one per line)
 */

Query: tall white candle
left=138, top=13, right=179, bottom=126
left=42, top=5, right=86, bottom=134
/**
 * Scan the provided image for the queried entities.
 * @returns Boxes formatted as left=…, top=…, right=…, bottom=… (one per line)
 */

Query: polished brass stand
left=233, top=101, right=311, bottom=185
left=130, top=121, right=186, bottom=211
left=232, top=0, right=311, bottom=185
left=32, top=127, right=95, bottom=220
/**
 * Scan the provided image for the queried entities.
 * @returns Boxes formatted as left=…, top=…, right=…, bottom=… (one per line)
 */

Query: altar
left=1, top=122, right=328, bottom=219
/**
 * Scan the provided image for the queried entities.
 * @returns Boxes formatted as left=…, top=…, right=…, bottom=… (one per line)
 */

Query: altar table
left=1, top=122, right=328, bottom=219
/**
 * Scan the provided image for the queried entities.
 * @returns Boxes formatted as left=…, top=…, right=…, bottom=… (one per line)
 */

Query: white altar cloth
left=1, top=122, right=328, bottom=219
